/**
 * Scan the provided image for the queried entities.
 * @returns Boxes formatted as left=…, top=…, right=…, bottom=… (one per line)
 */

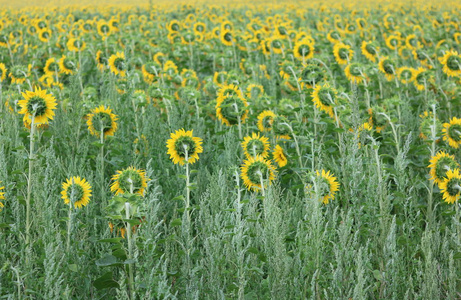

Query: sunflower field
left=1, top=0, right=461, bottom=299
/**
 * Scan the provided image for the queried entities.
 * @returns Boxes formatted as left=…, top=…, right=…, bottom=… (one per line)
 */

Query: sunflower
left=312, top=82, right=337, bottom=118
left=0, top=183, right=4, bottom=211
left=142, top=62, right=159, bottom=83
left=220, top=29, right=233, bottom=46
left=293, top=39, right=315, bottom=61
left=9, top=64, right=31, bottom=84
left=344, top=63, right=366, bottom=84
left=168, top=20, right=181, bottom=32
left=66, top=38, right=86, bottom=52
left=257, top=110, right=276, bottom=132
left=307, top=170, right=340, bottom=204
left=439, top=50, right=461, bottom=77
left=267, top=36, right=285, bottom=54
left=108, top=52, right=126, bottom=77
left=44, top=57, right=60, bottom=76
left=59, top=55, right=77, bottom=75
left=86, top=105, right=118, bottom=138
left=0, top=63, right=7, bottom=82
left=397, top=67, right=415, bottom=84
left=240, top=155, right=276, bottom=192
left=272, top=115, right=292, bottom=140
left=378, top=57, right=396, bottom=81
left=18, top=87, right=57, bottom=125
left=193, top=22, right=206, bottom=34
left=166, top=129, right=203, bottom=165
left=61, top=177, right=92, bottom=209
left=333, top=42, right=353, bottom=65
left=246, top=84, right=264, bottom=100
left=413, top=67, right=431, bottom=91
left=95, top=50, right=107, bottom=71
left=443, top=117, right=461, bottom=149
left=216, top=93, right=248, bottom=126
left=405, top=34, right=420, bottom=49
left=327, top=30, right=342, bottom=44
left=385, top=34, right=400, bottom=50
left=273, top=144, right=287, bottom=167
left=38, top=28, right=52, bottom=43
left=97, top=20, right=111, bottom=39
left=213, top=71, right=228, bottom=86
left=439, top=169, right=461, bottom=204
left=361, top=41, right=379, bottom=62
left=368, top=107, right=388, bottom=133
left=111, top=167, right=148, bottom=196
left=241, top=132, right=270, bottom=159
left=428, top=151, right=459, bottom=185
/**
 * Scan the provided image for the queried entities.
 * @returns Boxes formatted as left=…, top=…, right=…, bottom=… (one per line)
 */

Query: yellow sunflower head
left=378, top=57, right=396, bottom=81
left=397, top=67, right=415, bottom=84
left=59, top=55, right=77, bottom=75
left=307, top=169, right=340, bottom=204
left=0, top=183, right=5, bottom=211
left=240, top=155, right=276, bottom=192
left=86, top=105, right=118, bottom=139
left=439, top=168, right=461, bottom=204
left=216, top=93, right=248, bottom=126
left=443, top=117, right=461, bottom=149
left=108, top=52, right=126, bottom=77
left=18, top=86, right=57, bottom=125
left=166, top=129, right=203, bottom=165
left=111, top=167, right=149, bottom=196
left=61, top=176, right=92, bottom=209
left=293, top=38, right=315, bottom=61
left=241, top=132, right=270, bottom=159
left=312, top=82, right=337, bottom=118
left=257, top=110, right=276, bottom=132
left=440, top=50, right=461, bottom=78
left=273, top=144, right=287, bottom=167
left=361, top=41, right=379, bottom=62
left=428, top=151, right=459, bottom=185
left=344, top=63, right=366, bottom=84
left=333, top=42, right=353, bottom=65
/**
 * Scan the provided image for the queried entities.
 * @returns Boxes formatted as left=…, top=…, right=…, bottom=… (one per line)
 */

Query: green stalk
left=25, top=115, right=36, bottom=260
left=125, top=201, right=135, bottom=300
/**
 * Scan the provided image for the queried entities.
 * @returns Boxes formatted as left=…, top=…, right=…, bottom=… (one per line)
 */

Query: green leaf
left=93, top=272, right=119, bottom=290
left=96, top=255, right=120, bottom=267
left=68, top=264, right=78, bottom=272
left=171, top=195, right=185, bottom=201
left=98, top=238, right=122, bottom=244
left=171, top=218, right=182, bottom=226
left=373, top=270, right=383, bottom=281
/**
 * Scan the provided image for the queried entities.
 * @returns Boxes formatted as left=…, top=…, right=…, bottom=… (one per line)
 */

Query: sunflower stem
left=427, top=104, right=437, bottom=229
left=66, top=199, right=73, bottom=254
left=100, top=125, right=105, bottom=203
left=258, top=171, right=265, bottom=197
left=184, top=150, right=191, bottom=224
left=125, top=202, right=135, bottom=300
left=25, top=114, right=36, bottom=263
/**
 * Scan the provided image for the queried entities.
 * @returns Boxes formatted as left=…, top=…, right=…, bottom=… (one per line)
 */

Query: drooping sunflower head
left=333, top=42, right=353, bottom=65
left=59, top=55, right=77, bottom=75
left=440, top=50, right=461, bottom=77
left=428, top=151, right=459, bottom=184
left=95, top=50, right=108, bottom=71
left=306, top=169, right=340, bottom=204
left=397, top=67, right=415, bottom=84
left=300, top=63, right=325, bottom=88
left=86, top=105, right=118, bottom=138
left=166, top=129, right=203, bottom=165
left=216, top=93, right=248, bottom=126
left=108, top=52, right=126, bottom=77
left=378, top=57, right=396, bottom=81
left=240, top=155, right=276, bottom=192
left=413, top=67, right=432, bottom=91
left=344, top=63, right=366, bottom=84
left=439, top=168, right=461, bottom=204
left=368, top=106, right=388, bottom=133
left=312, top=82, right=337, bottom=117
left=9, top=64, right=30, bottom=84
left=241, top=132, right=270, bottom=159
left=293, top=39, right=315, bottom=61
left=246, top=83, right=264, bottom=100
left=0, top=63, right=7, bottom=82
left=111, top=167, right=148, bottom=196
left=61, top=177, right=92, bottom=209
left=18, top=86, right=58, bottom=125
left=443, top=117, right=461, bottom=149
left=220, top=29, right=233, bottom=46
left=385, top=34, right=400, bottom=50
left=44, top=57, right=60, bottom=75
left=273, top=144, right=287, bottom=167
left=257, top=110, right=276, bottom=132
left=97, top=21, right=112, bottom=38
